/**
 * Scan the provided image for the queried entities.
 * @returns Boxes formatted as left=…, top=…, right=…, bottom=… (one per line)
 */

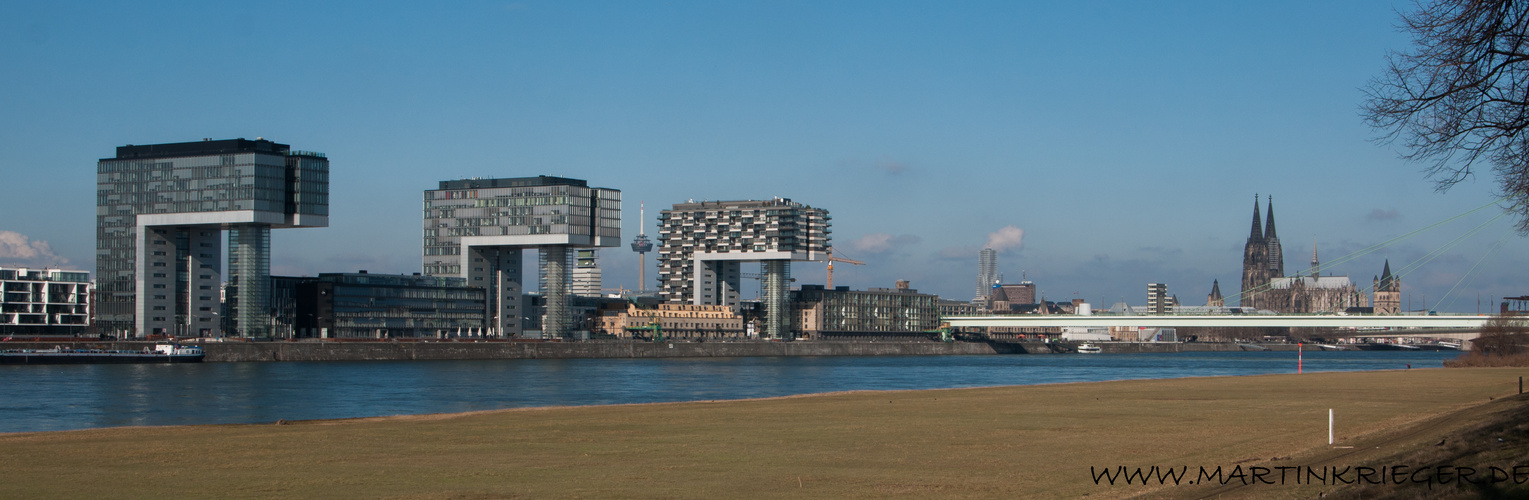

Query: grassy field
left=2, top=368, right=1526, bottom=499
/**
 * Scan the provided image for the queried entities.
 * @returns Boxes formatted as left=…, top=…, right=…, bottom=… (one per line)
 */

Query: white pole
left=1328, top=409, right=1334, bottom=445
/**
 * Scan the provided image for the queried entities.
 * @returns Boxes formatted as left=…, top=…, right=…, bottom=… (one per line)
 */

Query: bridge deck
left=943, top=314, right=1491, bottom=329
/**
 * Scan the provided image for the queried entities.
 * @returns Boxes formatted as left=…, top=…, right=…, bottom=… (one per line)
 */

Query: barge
left=0, top=344, right=204, bottom=364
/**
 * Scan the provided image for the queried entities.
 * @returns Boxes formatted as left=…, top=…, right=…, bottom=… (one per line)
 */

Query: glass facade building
left=423, top=176, right=620, bottom=338
left=291, top=272, right=486, bottom=339
left=792, top=284, right=940, bottom=337
left=96, top=138, right=328, bottom=338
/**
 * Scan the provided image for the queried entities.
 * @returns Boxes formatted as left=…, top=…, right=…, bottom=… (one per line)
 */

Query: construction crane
left=824, top=248, right=865, bottom=289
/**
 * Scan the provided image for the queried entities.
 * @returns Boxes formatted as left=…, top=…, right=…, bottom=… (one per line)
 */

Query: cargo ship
left=0, top=344, right=204, bottom=364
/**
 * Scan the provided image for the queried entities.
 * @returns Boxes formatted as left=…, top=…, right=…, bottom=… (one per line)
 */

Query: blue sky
left=1, top=1, right=1523, bottom=313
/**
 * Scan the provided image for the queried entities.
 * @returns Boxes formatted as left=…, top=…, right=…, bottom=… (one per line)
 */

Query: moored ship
left=0, top=344, right=204, bottom=364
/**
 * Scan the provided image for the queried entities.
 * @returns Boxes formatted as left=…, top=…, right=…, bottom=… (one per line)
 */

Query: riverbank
left=1, top=367, right=1523, bottom=498
left=1, top=339, right=1292, bottom=362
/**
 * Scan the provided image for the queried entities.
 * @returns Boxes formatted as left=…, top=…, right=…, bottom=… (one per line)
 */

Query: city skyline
left=2, top=1, right=1527, bottom=312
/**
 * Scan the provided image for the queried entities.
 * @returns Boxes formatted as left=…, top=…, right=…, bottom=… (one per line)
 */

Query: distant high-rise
left=975, top=248, right=998, bottom=301
left=422, top=176, right=620, bottom=338
left=1147, top=283, right=1170, bottom=314
left=572, top=249, right=602, bottom=297
left=96, top=138, right=328, bottom=338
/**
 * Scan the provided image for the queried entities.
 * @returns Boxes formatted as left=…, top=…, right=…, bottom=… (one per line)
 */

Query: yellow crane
left=824, top=248, right=865, bottom=289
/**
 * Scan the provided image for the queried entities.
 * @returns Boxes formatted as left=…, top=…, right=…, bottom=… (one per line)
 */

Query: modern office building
left=96, top=138, right=328, bottom=338
left=422, top=176, right=620, bottom=339
left=288, top=271, right=487, bottom=339
left=792, top=281, right=940, bottom=338
left=572, top=249, right=602, bottom=297
left=0, top=267, right=91, bottom=336
left=655, top=198, right=829, bottom=340
left=975, top=248, right=998, bottom=301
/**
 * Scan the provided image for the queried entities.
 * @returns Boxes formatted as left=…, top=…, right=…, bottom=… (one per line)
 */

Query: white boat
left=1076, top=343, right=1102, bottom=354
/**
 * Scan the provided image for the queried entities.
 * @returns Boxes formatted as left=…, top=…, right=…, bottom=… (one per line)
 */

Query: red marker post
left=1298, top=342, right=1303, bottom=374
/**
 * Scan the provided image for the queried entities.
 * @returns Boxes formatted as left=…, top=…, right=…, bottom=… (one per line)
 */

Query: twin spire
left=1248, top=194, right=1279, bottom=241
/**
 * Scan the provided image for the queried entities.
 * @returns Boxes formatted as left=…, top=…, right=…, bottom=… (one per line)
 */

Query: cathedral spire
left=1264, top=196, right=1284, bottom=278
left=1310, top=242, right=1320, bottom=277
left=1249, top=195, right=1263, bottom=240
left=1264, top=196, right=1278, bottom=240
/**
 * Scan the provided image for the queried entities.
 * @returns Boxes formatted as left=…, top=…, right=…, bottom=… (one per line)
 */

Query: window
left=151, top=262, right=166, bottom=267
left=153, top=251, right=166, bottom=256
left=200, top=275, right=211, bottom=279
left=152, top=306, right=165, bottom=310
left=199, top=296, right=211, bottom=301
left=199, top=285, right=211, bottom=290
left=152, top=273, right=166, bottom=278
left=199, top=307, right=212, bottom=311
left=152, top=284, right=166, bottom=289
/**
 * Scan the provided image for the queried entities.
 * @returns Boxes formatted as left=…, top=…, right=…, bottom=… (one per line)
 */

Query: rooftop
left=436, top=176, right=589, bottom=190
left=110, top=138, right=295, bottom=160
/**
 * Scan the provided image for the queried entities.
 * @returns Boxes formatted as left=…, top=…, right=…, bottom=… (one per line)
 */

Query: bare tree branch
left=1364, top=0, right=1529, bottom=232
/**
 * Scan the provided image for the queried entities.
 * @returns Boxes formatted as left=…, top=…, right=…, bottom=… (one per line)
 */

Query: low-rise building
left=594, top=303, right=745, bottom=340
left=792, top=282, right=940, bottom=338
left=0, top=267, right=91, bottom=336
left=288, top=271, right=486, bottom=339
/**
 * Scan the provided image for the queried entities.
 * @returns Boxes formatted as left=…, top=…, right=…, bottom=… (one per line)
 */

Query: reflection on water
left=0, top=350, right=1458, bottom=433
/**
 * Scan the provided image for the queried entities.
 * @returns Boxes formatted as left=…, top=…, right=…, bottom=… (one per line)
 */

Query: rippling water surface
left=0, top=350, right=1458, bottom=433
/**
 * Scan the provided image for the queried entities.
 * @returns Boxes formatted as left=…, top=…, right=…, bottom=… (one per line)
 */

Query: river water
left=0, top=350, right=1459, bottom=433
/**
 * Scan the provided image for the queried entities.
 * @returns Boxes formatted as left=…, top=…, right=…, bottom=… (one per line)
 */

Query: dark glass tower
left=96, top=138, right=328, bottom=338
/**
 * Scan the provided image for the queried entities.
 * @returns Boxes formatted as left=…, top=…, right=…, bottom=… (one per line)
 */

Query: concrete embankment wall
left=1, top=340, right=1276, bottom=362
left=202, top=341, right=1022, bottom=362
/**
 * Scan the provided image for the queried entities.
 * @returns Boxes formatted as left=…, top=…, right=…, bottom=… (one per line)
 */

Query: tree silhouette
left=1363, top=0, right=1529, bottom=232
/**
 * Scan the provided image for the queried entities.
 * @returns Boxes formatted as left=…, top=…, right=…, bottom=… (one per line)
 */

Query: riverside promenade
left=0, top=339, right=1280, bottom=362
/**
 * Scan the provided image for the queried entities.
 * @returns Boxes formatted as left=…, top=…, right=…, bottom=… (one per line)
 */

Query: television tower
left=630, top=201, right=653, bottom=292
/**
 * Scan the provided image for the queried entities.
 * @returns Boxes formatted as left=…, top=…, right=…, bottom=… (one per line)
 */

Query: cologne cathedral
left=1238, top=196, right=1371, bottom=313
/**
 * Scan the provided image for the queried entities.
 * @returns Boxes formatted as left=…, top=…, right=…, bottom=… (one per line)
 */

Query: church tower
left=1240, top=196, right=1269, bottom=308
left=1373, top=260, right=1401, bottom=314
left=1207, top=279, right=1224, bottom=307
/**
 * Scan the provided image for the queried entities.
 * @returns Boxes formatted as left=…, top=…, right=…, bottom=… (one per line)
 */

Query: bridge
left=943, top=314, right=1492, bottom=329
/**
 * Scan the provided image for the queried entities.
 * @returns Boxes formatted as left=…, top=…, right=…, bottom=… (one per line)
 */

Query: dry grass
left=1, top=368, right=1526, bottom=499
left=1445, top=352, right=1529, bottom=367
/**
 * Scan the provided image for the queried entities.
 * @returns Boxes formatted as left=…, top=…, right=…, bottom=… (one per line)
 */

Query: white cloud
left=985, top=225, right=1025, bottom=253
left=849, top=233, right=921, bottom=254
left=0, top=231, right=71, bottom=268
